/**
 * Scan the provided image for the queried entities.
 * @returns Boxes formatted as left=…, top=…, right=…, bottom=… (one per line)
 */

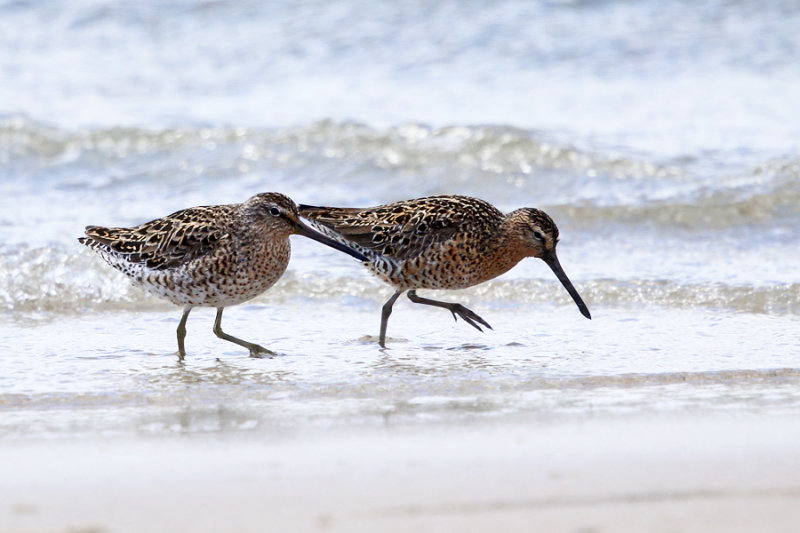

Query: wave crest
left=3, top=116, right=798, bottom=231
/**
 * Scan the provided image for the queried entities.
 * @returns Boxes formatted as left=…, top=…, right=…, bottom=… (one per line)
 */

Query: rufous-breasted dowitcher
left=80, top=192, right=366, bottom=358
left=299, top=195, right=590, bottom=347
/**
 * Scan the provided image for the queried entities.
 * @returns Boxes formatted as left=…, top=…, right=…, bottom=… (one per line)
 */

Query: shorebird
left=299, top=195, right=591, bottom=347
left=79, top=192, right=366, bottom=358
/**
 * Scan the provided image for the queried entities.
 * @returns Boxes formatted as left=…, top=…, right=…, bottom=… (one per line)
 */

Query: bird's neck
left=480, top=216, right=530, bottom=280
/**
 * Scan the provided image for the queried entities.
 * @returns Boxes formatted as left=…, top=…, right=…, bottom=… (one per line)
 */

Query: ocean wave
left=3, top=116, right=798, bottom=229
left=3, top=244, right=797, bottom=319
left=0, top=245, right=169, bottom=319
left=0, top=114, right=683, bottom=178
left=273, top=276, right=800, bottom=316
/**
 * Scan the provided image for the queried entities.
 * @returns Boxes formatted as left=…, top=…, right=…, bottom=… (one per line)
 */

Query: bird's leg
left=176, top=306, right=192, bottom=359
left=213, top=307, right=275, bottom=358
left=379, top=290, right=404, bottom=348
left=406, top=290, right=492, bottom=332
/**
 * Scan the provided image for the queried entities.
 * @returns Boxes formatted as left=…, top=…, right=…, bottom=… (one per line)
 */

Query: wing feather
left=298, top=196, right=502, bottom=262
left=81, top=205, right=231, bottom=270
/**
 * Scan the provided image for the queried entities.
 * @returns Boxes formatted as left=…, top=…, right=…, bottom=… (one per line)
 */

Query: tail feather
left=299, top=205, right=399, bottom=268
left=298, top=204, right=365, bottom=221
left=82, top=225, right=125, bottom=246
left=298, top=204, right=373, bottom=238
left=78, top=231, right=131, bottom=273
left=78, top=233, right=110, bottom=252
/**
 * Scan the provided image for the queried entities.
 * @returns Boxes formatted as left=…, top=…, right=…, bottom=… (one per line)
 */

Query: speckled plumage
left=80, top=192, right=366, bottom=358
left=299, top=195, right=590, bottom=346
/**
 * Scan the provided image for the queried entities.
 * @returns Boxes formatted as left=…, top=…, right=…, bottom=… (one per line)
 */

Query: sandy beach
left=4, top=412, right=799, bottom=533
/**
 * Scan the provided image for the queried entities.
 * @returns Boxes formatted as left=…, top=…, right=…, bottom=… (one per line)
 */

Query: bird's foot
left=448, top=304, right=493, bottom=332
left=248, top=344, right=276, bottom=358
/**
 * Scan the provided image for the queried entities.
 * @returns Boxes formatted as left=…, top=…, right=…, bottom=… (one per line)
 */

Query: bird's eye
left=269, top=207, right=281, bottom=217
left=533, top=230, right=545, bottom=241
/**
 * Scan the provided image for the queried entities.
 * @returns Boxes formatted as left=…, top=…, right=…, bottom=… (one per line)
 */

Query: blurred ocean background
left=1, top=0, right=799, bottom=440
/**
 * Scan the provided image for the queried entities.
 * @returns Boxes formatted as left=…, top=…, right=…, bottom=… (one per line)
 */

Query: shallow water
left=2, top=300, right=798, bottom=440
left=1, top=0, right=799, bottom=441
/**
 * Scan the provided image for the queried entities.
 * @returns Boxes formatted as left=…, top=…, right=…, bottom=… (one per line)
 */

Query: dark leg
left=176, top=306, right=192, bottom=359
left=213, top=307, right=274, bottom=358
left=379, top=290, right=404, bottom=348
left=406, top=290, right=492, bottom=332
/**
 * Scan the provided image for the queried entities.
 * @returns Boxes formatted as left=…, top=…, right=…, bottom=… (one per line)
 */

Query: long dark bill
left=295, top=219, right=367, bottom=262
left=542, top=252, right=591, bottom=319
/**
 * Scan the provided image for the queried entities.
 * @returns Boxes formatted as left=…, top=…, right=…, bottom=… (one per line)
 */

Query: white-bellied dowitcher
left=299, top=195, right=590, bottom=347
left=80, top=192, right=366, bottom=358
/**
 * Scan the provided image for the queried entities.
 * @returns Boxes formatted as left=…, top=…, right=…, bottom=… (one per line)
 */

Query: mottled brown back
left=79, top=205, right=232, bottom=270
left=299, top=195, right=504, bottom=262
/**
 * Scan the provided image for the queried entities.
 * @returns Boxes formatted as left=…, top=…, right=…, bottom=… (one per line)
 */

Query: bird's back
left=300, top=195, right=511, bottom=290
left=79, top=205, right=233, bottom=271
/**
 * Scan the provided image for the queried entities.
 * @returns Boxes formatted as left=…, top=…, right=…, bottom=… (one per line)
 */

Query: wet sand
left=3, top=413, right=799, bottom=533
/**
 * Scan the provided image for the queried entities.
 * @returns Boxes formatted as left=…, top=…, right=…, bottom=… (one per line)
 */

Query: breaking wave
left=3, top=116, right=798, bottom=230
left=3, top=245, right=797, bottom=320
